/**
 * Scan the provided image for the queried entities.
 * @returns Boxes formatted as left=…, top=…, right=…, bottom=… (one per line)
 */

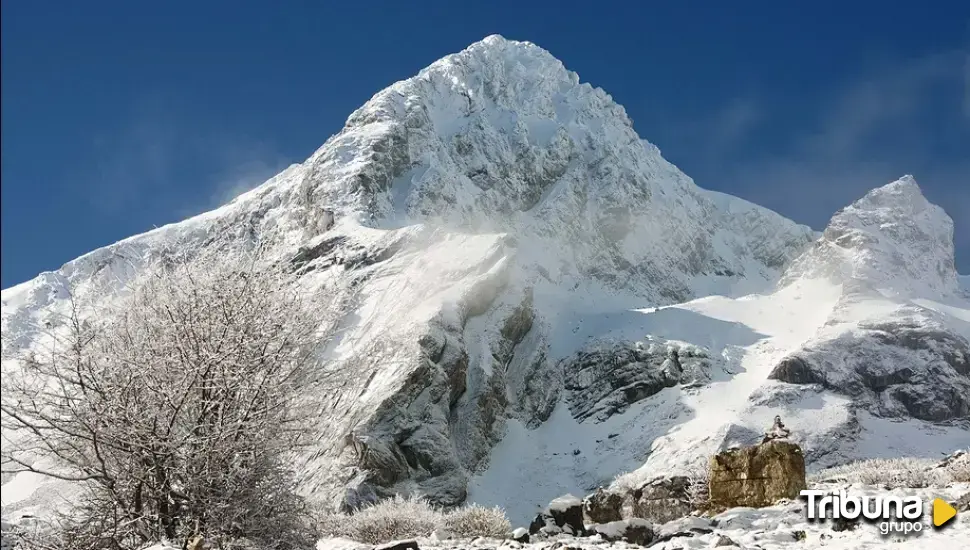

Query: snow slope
left=2, top=36, right=967, bottom=526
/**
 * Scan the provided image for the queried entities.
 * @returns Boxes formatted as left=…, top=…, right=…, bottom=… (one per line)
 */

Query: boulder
left=708, top=440, right=806, bottom=509
left=587, top=519, right=655, bottom=545
left=538, top=525, right=562, bottom=537
left=528, top=510, right=555, bottom=535
left=548, top=494, right=586, bottom=535
left=375, top=541, right=419, bottom=550
left=583, top=487, right=625, bottom=524
left=511, top=527, right=530, bottom=543
left=630, top=476, right=693, bottom=523
left=656, top=516, right=715, bottom=539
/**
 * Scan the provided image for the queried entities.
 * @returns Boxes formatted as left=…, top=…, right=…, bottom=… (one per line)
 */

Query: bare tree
left=1, top=248, right=349, bottom=549
left=684, top=459, right=711, bottom=512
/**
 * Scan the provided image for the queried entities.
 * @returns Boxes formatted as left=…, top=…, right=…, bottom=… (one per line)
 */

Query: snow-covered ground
left=317, top=482, right=969, bottom=550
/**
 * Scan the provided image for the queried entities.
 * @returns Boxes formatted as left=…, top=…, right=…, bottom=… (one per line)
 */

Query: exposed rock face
left=769, top=316, right=970, bottom=422
left=565, top=340, right=713, bottom=422
left=708, top=441, right=806, bottom=509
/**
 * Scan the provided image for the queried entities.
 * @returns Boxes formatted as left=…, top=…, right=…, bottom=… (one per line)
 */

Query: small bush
left=319, top=497, right=512, bottom=544
left=610, top=470, right=640, bottom=493
left=941, top=452, right=970, bottom=483
left=810, top=457, right=949, bottom=488
left=442, top=504, right=511, bottom=538
left=319, top=495, right=443, bottom=544
left=684, top=462, right=711, bottom=511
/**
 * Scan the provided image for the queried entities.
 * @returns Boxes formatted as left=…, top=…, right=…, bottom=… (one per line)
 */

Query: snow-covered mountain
left=2, top=35, right=967, bottom=525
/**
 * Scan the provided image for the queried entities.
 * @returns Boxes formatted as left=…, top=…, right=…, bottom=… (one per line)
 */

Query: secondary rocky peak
left=852, top=174, right=925, bottom=208
left=833, top=176, right=948, bottom=235
left=783, top=176, right=959, bottom=297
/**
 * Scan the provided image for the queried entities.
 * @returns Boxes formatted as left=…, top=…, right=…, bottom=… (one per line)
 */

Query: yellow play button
left=932, top=498, right=957, bottom=528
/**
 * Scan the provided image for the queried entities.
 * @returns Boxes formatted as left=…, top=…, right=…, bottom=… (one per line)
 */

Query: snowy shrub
left=685, top=460, right=711, bottom=510
left=319, top=495, right=443, bottom=544
left=941, top=452, right=970, bottom=483
left=610, top=470, right=639, bottom=493
left=810, top=457, right=947, bottom=488
left=442, top=504, right=512, bottom=538
left=319, top=497, right=512, bottom=544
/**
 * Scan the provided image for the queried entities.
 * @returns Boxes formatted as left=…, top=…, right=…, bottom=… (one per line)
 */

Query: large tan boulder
left=708, top=440, right=806, bottom=509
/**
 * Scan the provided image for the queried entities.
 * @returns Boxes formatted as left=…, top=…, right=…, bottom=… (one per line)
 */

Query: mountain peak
left=467, top=34, right=545, bottom=55
left=300, top=35, right=660, bottom=233
left=292, top=37, right=817, bottom=300
left=832, top=176, right=947, bottom=240
left=853, top=175, right=928, bottom=212
left=784, top=176, right=958, bottom=297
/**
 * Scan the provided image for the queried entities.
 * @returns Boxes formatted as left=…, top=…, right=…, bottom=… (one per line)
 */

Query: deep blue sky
left=2, top=1, right=968, bottom=287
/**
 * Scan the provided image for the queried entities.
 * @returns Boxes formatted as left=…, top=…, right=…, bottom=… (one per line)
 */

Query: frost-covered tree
left=1, top=249, right=348, bottom=549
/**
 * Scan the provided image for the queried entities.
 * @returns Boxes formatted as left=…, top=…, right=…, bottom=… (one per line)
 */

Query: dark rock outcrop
left=583, top=487, right=625, bottom=524
left=528, top=510, right=554, bottom=535
left=548, top=494, right=586, bottom=535
left=708, top=440, right=806, bottom=509
left=530, top=494, right=586, bottom=536
left=565, top=339, right=713, bottom=422
left=769, top=319, right=970, bottom=422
